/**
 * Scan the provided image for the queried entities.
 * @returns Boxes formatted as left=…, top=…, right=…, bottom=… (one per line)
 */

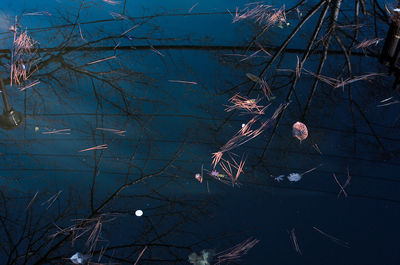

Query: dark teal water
left=0, top=0, right=399, bottom=264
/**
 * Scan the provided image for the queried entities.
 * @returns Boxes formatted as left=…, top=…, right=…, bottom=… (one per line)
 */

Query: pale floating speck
left=34, top=126, right=39, bottom=132
left=135, top=209, right=143, bottom=217
left=292, top=122, right=308, bottom=142
left=246, top=73, right=261, bottom=83
left=195, top=173, right=203, bottom=183
left=394, top=8, right=400, bottom=12
left=241, top=123, right=245, bottom=128
left=188, top=249, right=215, bottom=265
left=287, top=173, right=302, bottom=182
left=70, top=252, right=90, bottom=264
left=275, top=175, right=284, bottom=182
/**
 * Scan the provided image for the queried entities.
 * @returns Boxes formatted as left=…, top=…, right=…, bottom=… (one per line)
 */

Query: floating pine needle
left=212, top=102, right=288, bottom=169
left=120, top=25, right=139, bottom=36
left=78, top=23, right=86, bottom=42
left=110, top=12, right=128, bottom=20
left=25, top=191, right=39, bottom=211
left=313, top=226, right=350, bottom=248
left=215, top=238, right=259, bottom=265
left=333, top=170, right=351, bottom=198
left=354, top=38, right=382, bottom=51
left=102, top=0, right=121, bottom=5
left=188, top=3, right=198, bottom=13
left=79, top=144, right=108, bottom=152
left=150, top=46, right=165, bottom=56
left=304, top=69, right=385, bottom=89
left=289, top=228, right=302, bottom=254
left=240, top=50, right=263, bottom=62
left=231, top=154, right=246, bottom=182
left=380, top=97, right=393, bottom=103
left=218, top=154, right=246, bottom=185
left=87, top=55, right=116, bottom=65
left=42, top=128, right=71, bottom=135
left=96, top=127, right=126, bottom=136
left=225, top=94, right=267, bottom=114
left=168, top=80, right=198, bottom=85
left=377, top=97, right=399, bottom=107
left=313, top=143, right=323, bottom=155
left=292, top=121, right=308, bottom=142
left=232, top=3, right=286, bottom=30
left=11, top=27, right=37, bottom=86
left=255, top=41, right=272, bottom=56
left=24, top=11, right=52, bottom=16
left=333, top=173, right=347, bottom=197
left=211, top=151, right=223, bottom=169
left=296, top=55, right=301, bottom=77
left=19, top=80, right=40, bottom=91
left=259, top=78, right=272, bottom=100
left=41, top=190, right=62, bottom=209
left=340, top=168, right=352, bottom=197
left=134, top=246, right=148, bottom=265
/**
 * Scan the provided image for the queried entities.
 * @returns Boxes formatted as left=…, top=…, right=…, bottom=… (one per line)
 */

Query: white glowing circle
left=135, top=209, right=143, bottom=217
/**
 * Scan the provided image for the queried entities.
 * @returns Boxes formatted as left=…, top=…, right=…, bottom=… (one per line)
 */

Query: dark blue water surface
left=0, top=0, right=399, bottom=264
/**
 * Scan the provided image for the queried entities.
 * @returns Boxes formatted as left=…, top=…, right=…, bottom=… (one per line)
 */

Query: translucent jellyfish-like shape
left=188, top=249, right=215, bottom=265
left=292, top=122, right=308, bottom=142
left=287, top=173, right=302, bottom=182
left=275, top=175, right=285, bottom=182
left=70, top=252, right=90, bottom=264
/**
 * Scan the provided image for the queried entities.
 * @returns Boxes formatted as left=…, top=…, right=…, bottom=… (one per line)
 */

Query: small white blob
left=287, top=173, right=302, bottom=182
left=135, top=209, right=143, bottom=217
left=70, top=252, right=89, bottom=264
left=394, top=8, right=400, bottom=12
left=195, top=173, right=203, bottom=183
left=275, top=175, right=285, bottom=182
left=241, top=123, right=245, bottom=128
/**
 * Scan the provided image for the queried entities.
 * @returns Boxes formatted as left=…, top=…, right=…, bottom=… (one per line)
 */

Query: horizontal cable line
left=1, top=138, right=399, bottom=166
left=245, top=181, right=400, bottom=204
left=0, top=11, right=232, bottom=36
left=25, top=113, right=400, bottom=135
left=0, top=160, right=398, bottom=183
left=0, top=44, right=369, bottom=56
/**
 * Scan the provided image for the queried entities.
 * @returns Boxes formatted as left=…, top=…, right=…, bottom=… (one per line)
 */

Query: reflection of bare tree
left=0, top=136, right=220, bottom=264
left=0, top=0, right=398, bottom=264
left=0, top=5, right=231, bottom=265
left=211, top=0, right=400, bottom=203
